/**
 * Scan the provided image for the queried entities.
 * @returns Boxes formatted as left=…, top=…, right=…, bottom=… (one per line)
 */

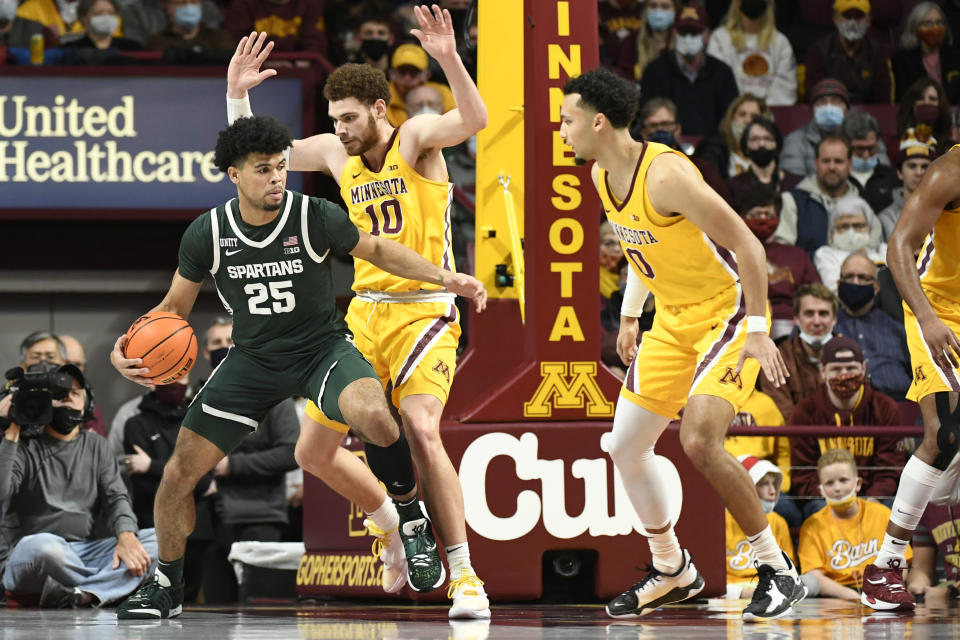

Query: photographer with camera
left=0, top=350, right=157, bottom=608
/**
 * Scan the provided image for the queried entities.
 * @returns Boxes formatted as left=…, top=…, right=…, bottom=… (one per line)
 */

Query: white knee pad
left=608, top=395, right=670, bottom=469
left=930, top=452, right=960, bottom=506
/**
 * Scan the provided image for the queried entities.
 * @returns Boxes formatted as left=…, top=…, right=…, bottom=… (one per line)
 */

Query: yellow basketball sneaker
left=447, top=568, right=491, bottom=619
left=364, top=519, right=407, bottom=593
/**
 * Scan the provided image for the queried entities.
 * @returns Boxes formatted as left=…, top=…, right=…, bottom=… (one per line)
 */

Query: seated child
left=798, top=448, right=912, bottom=600
left=725, top=455, right=796, bottom=599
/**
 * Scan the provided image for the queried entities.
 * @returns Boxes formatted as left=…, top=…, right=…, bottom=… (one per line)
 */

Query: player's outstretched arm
left=889, top=150, right=960, bottom=370
left=647, top=153, right=788, bottom=386
left=404, top=4, right=487, bottom=151
left=110, top=273, right=202, bottom=387
left=351, top=231, right=487, bottom=311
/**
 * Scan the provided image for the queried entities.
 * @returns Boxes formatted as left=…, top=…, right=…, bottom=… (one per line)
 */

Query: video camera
left=4, top=362, right=74, bottom=428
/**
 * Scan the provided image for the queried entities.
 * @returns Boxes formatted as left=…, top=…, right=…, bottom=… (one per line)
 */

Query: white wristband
left=226, top=93, right=253, bottom=125
left=745, top=315, right=768, bottom=334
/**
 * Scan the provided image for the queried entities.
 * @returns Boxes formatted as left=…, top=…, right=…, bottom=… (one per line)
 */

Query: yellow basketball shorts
left=345, top=296, right=461, bottom=406
left=904, top=289, right=960, bottom=402
left=620, top=284, right=763, bottom=419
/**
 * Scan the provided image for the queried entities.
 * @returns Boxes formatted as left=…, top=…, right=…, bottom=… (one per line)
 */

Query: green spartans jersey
left=178, top=190, right=360, bottom=358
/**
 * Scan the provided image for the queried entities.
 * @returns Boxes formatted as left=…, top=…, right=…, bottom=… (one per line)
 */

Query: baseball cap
left=809, top=78, right=850, bottom=107
left=896, top=129, right=937, bottom=167
left=675, top=4, right=708, bottom=31
left=834, top=0, right=870, bottom=14
left=820, top=336, right=864, bottom=365
left=391, top=44, right=428, bottom=71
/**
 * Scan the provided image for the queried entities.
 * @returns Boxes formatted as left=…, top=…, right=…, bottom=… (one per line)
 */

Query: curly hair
left=213, top=116, right=292, bottom=173
left=324, top=63, right=391, bottom=106
left=563, top=68, right=639, bottom=129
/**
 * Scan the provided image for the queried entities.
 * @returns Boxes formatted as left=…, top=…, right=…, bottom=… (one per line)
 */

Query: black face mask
left=447, top=8, right=467, bottom=31
left=50, top=407, right=84, bottom=435
left=209, top=346, right=230, bottom=370
left=746, top=146, right=777, bottom=167
left=360, top=38, right=389, bottom=60
left=838, top=281, right=875, bottom=310
left=740, top=0, right=768, bottom=20
left=648, top=130, right=679, bottom=150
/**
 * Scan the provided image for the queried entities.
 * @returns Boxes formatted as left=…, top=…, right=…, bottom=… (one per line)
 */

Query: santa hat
left=737, top=454, right=782, bottom=488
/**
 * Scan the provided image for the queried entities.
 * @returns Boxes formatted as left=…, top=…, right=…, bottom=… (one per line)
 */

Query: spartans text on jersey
left=226, top=259, right=304, bottom=279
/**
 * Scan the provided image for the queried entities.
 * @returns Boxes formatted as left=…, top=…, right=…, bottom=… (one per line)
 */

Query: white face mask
left=0, top=0, right=17, bottom=22
left=409, top=106, right=441, bottom=118
left=798, top=329, right=829, bottom=350
left=57, top=0, right=79, bottom=24
left=759, top=499, right=777, bottom=514
left=88, top=14, right=118, bottom=37
left=837, top=19, right=868, bottom=42
left=832, top=228, right=871, bottom=252
left=676, top=33, right=704, bottom=57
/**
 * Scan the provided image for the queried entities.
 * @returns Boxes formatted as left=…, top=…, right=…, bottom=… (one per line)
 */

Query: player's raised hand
left=920, top=315, right=960, bottom=371
left=737, top=332, right=788, bottom=387
left=109, top=334, right=154, bottom=389
left=227, top=31, right=277, bottom=97
left=411, top=4, right=457, bottom=61
left=443, top=273, right=487, bottom=312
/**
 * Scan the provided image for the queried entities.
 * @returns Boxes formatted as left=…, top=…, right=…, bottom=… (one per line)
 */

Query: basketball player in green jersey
left=110, top=115, right=486, bottom=619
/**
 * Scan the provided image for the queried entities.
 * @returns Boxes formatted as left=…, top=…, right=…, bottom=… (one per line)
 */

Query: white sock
left=648, top=528, right=683, bottom=574
left=445, top=542, right=472, bottom=580
left=365, top=496, right=400, bottom=532
left=747, top=525, right=789, bottom=572
left=875, top=533, right=911, bottom=570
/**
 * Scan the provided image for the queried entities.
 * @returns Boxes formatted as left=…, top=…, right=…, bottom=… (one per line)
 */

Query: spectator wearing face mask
left=736, top=185, right=821, bottom=341
left=798, top=449, right=910, bottom=599
left=706, top=0, right=797, bottom=106
left=633, top=0, right=677, bottom=82
left=694, top=93, right=770, bottom=180
left=61, top=0, right=141, bottom=60
left=813, top=194, right=886, bottom=292
left=890, top=2, right=960, bottom=105
left=638, top=3, right=739, bottom=136
left=878, top=133, right=936, bottom=241
left=760, top=284, right=839, bottom=421
left=841, top=110, right=896, bottom=214
left=803, top=0, right=890, bottom=105
left=777, top=134, right=860, bottom=257
left=789, top=337, right=903, bottom=518
left=15, top=0, right=84, bottom=40
left=896, top=76, right=954, bottom=155
left=146, top=0, right=234, bottom=60
left=119, top=0, right=223, bottom=48
left=346, top=13, right=393, bottom=71
left=0, top=0, right=50, bottom=56
left=725, top=456, right=796, bottom=599
left=780, top=78, right=850, bottom=178
left=834, top=253, right=912, bottom=401
left=727, top=116, right=802, bottom=205
left=632, top=96, right=734, bottom=204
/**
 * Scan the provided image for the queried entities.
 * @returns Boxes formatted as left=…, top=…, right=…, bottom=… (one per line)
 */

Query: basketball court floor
left=2, top=598, right=956, bottom=639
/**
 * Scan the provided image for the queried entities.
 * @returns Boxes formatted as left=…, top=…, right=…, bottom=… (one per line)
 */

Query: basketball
left=123, top=311, right=198, bottom=384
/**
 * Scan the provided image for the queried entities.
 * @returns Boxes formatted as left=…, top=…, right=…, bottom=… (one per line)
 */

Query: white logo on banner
left=458, top=432, right=683, bottom=541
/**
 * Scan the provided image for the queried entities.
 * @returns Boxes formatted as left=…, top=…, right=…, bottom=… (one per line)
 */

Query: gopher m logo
left=719, top=367, right=743, bottom=390
left=432, top=359, right=450, bottom=383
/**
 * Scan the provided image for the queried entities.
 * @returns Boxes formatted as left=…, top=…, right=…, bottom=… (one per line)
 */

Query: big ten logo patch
left=348, top=449, right=373, bottom=537
left=719, top=367, right=743, bottom=390
left=524, top=361, right=614, bottom=418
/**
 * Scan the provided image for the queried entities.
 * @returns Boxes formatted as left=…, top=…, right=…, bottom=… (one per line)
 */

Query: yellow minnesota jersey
left=340, top=129, right=455, bottom=293
left=916, top=149, right=960, bottom=300
left=798, top=499, right=912, bottom=587
left=597, top=142, right=739, bottom=306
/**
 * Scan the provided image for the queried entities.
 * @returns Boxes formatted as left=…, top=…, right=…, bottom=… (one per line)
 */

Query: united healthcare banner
left=0, top=74, right=304, bottom=211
